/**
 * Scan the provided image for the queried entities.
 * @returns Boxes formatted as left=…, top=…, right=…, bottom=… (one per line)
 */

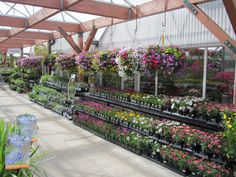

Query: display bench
left=73, top=92, right=235, bottom=176
left=43, top=83, right=89, bottom=95
left=73, top=110, right=233, bottom=177
left=78, top=93, right=222, bottom=131
left=29, top=98, right=73, bottom=120
left=74, top=109, right=228, bottom=165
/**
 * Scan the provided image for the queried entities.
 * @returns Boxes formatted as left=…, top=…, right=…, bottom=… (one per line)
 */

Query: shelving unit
left=74, top=109, right=227, bottom=166
left=78, top=93, right=223, bottom=131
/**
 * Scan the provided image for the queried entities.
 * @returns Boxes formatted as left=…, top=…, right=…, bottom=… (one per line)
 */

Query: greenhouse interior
left=0, top=0, right=236, bottom=177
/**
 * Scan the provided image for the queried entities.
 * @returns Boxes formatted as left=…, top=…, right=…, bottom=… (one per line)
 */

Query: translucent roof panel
left=95, top=27, right=106, bottom=40
left=26, top=29, right=55, bottom=33
left=102, top=0, right=152, bottom=6
left=48, top=11, right=100, bottom=23
left=0, top=26, right=12, bottom=30
left=0, top=2, right=42, bottom=18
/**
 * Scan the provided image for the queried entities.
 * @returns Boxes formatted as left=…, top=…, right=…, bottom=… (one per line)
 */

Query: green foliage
left=0, top=119, right=8, bottom=175
left=34, top=45, right=48, bottom=57
left=42, top=53, right=57, bottom=67
left=0, top=68, right=15, bottom=75
left=40, top=75, right=51, bottom=84
left=40, top=75, right=68, bottom=85
left=10, top=79, right=26, bottom=87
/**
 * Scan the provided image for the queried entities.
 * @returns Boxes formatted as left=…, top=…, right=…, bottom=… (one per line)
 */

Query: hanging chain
left=131, top=6, right=140, bottom=48
left=110, top=18, right=114, bottom=49
left=161, top=0, right=167, bottom=46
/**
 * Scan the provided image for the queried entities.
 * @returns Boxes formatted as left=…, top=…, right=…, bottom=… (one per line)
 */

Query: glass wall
left=206, top=47, right=235, bottom=103
left=98, top=46, right=236, bottom=104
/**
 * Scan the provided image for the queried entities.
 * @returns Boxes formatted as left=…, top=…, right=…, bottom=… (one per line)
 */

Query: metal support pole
left=99, top=72, right=103, bottom=86
left=121, top=77, right=124, bottom=90
left=202, top=47, right=208, bottom=99
left=134, top=74, right=138, bottom=91
left=155, top=71, right=158, bottom=96
left=137, top=73, right=140, bottom=92
left=20, top=48, right=23, bottom=57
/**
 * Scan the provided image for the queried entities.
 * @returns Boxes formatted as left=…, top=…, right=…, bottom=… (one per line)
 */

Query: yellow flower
left=227, top=124, right=232, bottom=129
left=223, top=114, right=227, bottom=120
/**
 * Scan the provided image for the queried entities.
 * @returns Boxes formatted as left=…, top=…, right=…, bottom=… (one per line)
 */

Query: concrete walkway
left=0, top=86, right=181, bottom=177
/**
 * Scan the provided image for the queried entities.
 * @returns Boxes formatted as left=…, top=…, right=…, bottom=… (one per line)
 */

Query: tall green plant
left=0, top=119, right=8, bottom=176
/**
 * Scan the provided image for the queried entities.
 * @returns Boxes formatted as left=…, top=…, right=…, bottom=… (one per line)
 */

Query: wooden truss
left=0, top=0, right=235, bottom=53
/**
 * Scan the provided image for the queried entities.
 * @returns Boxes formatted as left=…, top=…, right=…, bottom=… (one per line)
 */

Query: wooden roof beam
left=3, top=39, right=36, bottom=45
left=78, top=0, right=214, bottom=32
left=0, top=29, right=52, bottom=40
left=83, top=27, right=97, bottom=51
left=58, top=27, right=81, bottom=53
left=0, top=16, right=80, bottom=32
left=223, top=0, right=236, bottom=35
left=0, top=44, right=24, bottom=48
left=1, top=0, right=130, bottom=19
left=0, top=0, right=87, bottom=43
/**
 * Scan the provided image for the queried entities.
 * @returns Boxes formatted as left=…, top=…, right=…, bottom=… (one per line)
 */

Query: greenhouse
left=0, top=0, right=236, bottom=176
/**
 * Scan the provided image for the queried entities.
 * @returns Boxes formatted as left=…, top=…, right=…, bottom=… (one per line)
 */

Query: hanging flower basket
left=95, top=49, right=118, bottom=73
left=17, top=56, right=42, bottom=70
left=75, top=51, right=95, bottom=73
left=56, top=54, right=77, bottom=72
left=116, top=48, right=143, bottom=80
left=143, top=45, right=186, bottom=76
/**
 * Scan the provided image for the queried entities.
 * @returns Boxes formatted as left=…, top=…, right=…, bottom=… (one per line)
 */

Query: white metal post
left=134, top=73, right=141, bottom=92
left=99, top=72, right=103, bottom=86
left=137, top=73, right=140, bottom=92
left=155, top=71, right=158, bottom=96
left=202, top=48, right=208, bottom=99
left=121, top=77, right=124, bottom=90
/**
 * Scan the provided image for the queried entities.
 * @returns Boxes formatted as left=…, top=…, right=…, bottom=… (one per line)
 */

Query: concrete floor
left=0, top=86, right=182, bottom=177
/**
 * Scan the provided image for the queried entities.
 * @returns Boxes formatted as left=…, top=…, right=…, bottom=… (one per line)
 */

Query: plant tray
left=5, top=164, right=30, bottom=170
left=31, top=138, right=38, bottom=143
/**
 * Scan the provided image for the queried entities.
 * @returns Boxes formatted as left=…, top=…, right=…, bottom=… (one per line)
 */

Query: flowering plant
left=213, top=72, right=234, bottom=96
left=56, top=54, right=76, bottom=72
left=143, top=45, right=185, bottom=76
left=95, top=50, right=118, bottom=72
left=159, top=145, right=231, bottom=176
left=17, top=56, right=42, bottom=69
left=75, top=51, right=96, bottom=73
left=223, top=111, right=236, bottom=160
left=43, top=53, right=57, bottom=67
left=115, top=48, right=138, bottom=80
left=143, top=45, right=161, bottom=73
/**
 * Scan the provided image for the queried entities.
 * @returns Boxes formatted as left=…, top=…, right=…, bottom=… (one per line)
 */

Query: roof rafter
left=58, top=27, right=81, bottom=53
left=0, top=15, right=80, bottom=32
left=0, top=0, right=87, bottom=43
left=1, top=0, right=131, bottom=19
left=3, top=39, right=36, bottom=45
left=77, top=0, right=213, bottom=32
left=0, top=43, right=24, bottom=48
left=0, top=29, right=52, bottom=40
